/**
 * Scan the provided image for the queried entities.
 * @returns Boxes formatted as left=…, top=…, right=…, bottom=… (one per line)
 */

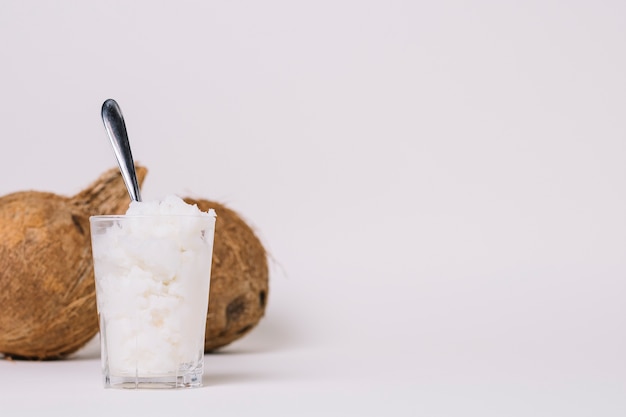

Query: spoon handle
left=101, top=99, right=142, bottom=202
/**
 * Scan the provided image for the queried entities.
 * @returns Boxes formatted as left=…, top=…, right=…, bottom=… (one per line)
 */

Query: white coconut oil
left=90, top=195, right=216, bottom=389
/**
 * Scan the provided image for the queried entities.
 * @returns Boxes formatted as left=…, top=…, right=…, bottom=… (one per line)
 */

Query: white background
left=1, top=1, right=625, bottom=415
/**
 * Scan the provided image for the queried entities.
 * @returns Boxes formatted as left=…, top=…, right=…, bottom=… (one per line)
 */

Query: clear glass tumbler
left=89, top=214, right=216, bottom=389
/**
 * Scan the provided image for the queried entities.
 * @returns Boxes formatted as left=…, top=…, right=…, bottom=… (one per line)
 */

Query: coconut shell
left=0, top=166, right=147, bottom=359
left=183, top=198, right=269, bottom=352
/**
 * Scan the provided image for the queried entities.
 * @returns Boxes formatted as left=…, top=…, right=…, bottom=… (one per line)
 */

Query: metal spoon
left=101, top=99, right=142, bottom=202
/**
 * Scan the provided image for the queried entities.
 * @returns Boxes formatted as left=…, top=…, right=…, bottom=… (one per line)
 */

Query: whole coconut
left=0, top=166, right=147, bottom=359
left=184, top=198, right=269, bottom=351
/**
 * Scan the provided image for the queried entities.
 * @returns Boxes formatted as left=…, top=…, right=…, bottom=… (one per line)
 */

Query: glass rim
left=90, top=214, right=216, bottom=221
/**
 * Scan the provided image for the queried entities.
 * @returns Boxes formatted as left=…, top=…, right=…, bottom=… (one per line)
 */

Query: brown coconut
left=184, top=198, right=269, bottom=352
left=0, top=166, right=147, bottom=360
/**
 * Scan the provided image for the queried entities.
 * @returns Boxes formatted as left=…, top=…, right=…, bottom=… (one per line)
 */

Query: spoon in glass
left=101, top=98, right=142, bottom=202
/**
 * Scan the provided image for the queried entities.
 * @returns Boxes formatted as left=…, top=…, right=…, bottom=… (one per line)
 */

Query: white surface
left=1, top=1, right=626, bottom=415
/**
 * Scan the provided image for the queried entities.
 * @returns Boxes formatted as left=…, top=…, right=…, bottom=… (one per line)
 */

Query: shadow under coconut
left=202, top=371, right=291, bottom=387
left=67, top=335, right=101, bottom=360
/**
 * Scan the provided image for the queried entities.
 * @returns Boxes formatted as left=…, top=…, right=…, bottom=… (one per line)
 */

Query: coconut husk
left=184, top=198, right=269, bottom=351
left=0, top=166, right=147, bottom=359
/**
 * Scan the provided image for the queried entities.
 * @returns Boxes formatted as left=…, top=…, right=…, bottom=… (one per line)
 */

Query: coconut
left=183, top=198, right=269, bottom=352
left=0, top=166, right=147, bottom=360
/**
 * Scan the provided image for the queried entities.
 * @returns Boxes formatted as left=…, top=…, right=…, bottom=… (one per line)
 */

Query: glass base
left=104, top=368, right=203, bottom=389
